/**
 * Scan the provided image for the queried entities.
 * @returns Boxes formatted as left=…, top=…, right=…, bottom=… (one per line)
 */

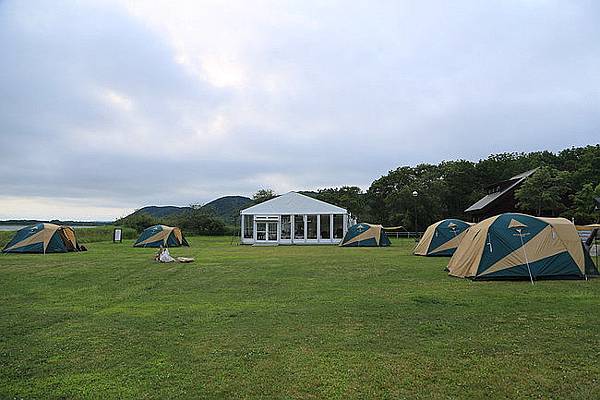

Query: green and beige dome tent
left=447, top=213, right=599, bottom=281
left=133, top=225, right=189, bottom=248
left=2, top=223, right=82, bottom=254
left=414, top=219, right=471, bottom=256
left=340, top=223, right=391, bottom=247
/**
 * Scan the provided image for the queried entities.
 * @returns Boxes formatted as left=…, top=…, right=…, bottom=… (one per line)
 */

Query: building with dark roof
left=465, top=168, right=538, bottom=221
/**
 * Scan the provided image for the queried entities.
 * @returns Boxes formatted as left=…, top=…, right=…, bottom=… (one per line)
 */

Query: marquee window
left=307, top=215, right=317, bottom=239
left=243, top=215, right=254, bottom=238
left=294, top=215, right=305, bottom=240
left=320, top=215, right=330, bottom=239
left=281, top=215, right=291, bottom=239
left=333, top=214, right=344, bottom=239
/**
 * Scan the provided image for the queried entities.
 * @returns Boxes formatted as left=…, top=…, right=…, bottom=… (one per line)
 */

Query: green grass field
left=1, top=236, right=599, bottom=399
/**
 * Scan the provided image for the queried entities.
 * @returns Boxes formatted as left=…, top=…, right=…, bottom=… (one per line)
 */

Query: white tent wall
left=240, top=192, right=349, bottom=245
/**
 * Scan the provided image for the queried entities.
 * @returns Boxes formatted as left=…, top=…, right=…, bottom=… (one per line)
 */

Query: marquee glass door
left=256, top=221, right=278, bottom=242
left=256, top=222, right=267, bottom=241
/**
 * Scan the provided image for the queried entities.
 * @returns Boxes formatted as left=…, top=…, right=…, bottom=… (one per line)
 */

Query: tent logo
left=508, top=219, right=527, bottom=229
left=448, top=222, right=458, bottom=236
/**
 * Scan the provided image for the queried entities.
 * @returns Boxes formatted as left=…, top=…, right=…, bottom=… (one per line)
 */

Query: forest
left=306, top=144, right=600, bottom=230
left=118, top=144, right=600, bottom=234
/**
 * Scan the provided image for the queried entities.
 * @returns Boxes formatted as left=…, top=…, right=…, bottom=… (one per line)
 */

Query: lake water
left=0, top=225, right=99, bottom=231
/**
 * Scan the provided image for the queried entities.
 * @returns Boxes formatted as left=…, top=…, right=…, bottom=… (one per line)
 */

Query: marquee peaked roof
left=241, top=192, right=347, bottom=215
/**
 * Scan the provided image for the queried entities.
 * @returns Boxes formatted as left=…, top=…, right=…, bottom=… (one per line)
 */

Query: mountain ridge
left=127, top=195, right=253, bottom=224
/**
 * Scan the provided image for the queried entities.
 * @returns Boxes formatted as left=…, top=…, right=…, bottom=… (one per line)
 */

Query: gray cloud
left=0, top=0, right=599, bottom=220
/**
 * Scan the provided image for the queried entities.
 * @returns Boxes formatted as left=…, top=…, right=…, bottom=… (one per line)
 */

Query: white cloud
left=0, top=0, right=599, bottom=220
left=100, top=88, right=134, bottom=112
left=0, top=196, right=131, bottom=221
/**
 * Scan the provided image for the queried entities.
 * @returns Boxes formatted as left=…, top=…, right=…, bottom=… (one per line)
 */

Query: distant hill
left=131, top=205, right=191, bottom=218
left=200, top=196, right=253, bottom=224
left=127, top=196, right=252, bottom=224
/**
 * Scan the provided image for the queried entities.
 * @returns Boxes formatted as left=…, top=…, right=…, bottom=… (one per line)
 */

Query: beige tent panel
left=539, top=217, right=585, bottom=272
left=413, top=221, right=443, bottom=255
left=61, top=227, right=78, bottom=249
left=173, top=227, right=183, bottom=244
left=447, top=216, right=497, bottom=278
left=3, top=223, right=60, bottom=253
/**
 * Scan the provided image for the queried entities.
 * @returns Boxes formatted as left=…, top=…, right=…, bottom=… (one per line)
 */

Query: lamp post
left=412, top=190, right=418, bottom=238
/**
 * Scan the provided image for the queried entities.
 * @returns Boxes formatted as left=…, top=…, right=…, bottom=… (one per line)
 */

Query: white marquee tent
left=240, top=192, right=350, bottom=245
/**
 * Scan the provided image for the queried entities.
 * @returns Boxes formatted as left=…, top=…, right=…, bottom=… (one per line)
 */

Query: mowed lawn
left=1, top=237, right=599, bottom=399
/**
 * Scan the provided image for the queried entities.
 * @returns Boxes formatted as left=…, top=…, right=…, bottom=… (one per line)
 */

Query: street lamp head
left=412, top=191, right=418, bottom=197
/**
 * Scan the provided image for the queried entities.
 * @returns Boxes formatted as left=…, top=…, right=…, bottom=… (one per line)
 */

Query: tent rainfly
left=134, top=225, right=189, bottom=248
left=240, top=192, right=350, bottom=245
left=413, top=219, right=471, bottom=256
left=447, top=213, right=599, bottom=280
left=339, top=223, right=391, bottom=247
left=2, top=223, right=82, bottom=254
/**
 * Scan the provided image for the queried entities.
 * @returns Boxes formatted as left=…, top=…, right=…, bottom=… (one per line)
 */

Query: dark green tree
left=115, top=213, right=159, bottom=233
left=252, top=189, right=277, bottom=204
left=570, top=183, right=600, bottom=224
left=169, top=208, right=226, bottom=235
left=309, top=186, right=366, bottom=219
left=515, top=166, right=570, bottom=216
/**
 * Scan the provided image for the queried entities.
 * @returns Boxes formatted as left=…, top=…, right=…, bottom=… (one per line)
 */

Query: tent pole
left=595, top=233, right=598, bottom=274
left=517, top=229, right=534, bottom=285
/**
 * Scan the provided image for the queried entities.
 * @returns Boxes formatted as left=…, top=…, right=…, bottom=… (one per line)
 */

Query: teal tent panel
left=478, top=252, right=583, bottom=280
left=4, top=242, right=44, bottom=254
left=380, top=233, right=391, bottom=246
left=478, top=214, right=548, bottom=274
left=343, top=237, right=378, bottom=247
left=136, top=239, right=165, bottom=248
left=165, top=232, right=179, bottom=247
left=46, top=232, right=68, bottom=253
left=429, top=247, right=455, bottom=257
left=532, top=252, right=583, bottom=277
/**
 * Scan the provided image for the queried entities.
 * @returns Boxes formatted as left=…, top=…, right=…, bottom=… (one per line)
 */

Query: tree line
left=303, top=145, right=600, bottom=230
left=118, top=144, right=599, bottom=234
left=115, top=206, right=229, bottom=235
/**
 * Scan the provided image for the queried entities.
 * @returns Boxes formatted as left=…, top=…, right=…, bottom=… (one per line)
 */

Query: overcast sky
left=1, top=0, right=599, bottom=220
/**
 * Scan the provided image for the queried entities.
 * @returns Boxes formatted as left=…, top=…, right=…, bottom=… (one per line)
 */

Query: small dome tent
left=2, top=223, right=82, bottom=254
left=340, top=223, right=391, bottom=247
left=448, top=213, right=599, bottom=280
left=134, top=225, right=189, bottom=248
left=414, top=219, right=471, bottom=256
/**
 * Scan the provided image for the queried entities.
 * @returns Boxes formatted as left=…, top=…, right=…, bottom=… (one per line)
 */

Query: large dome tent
left=447, top=213, right=598, bottom=281
left=2, top=223, right=82, bottom=254
left=414, top=219, right=471, bottom=256
left=133, top=225, right=189, bottom=248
